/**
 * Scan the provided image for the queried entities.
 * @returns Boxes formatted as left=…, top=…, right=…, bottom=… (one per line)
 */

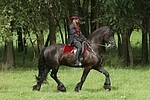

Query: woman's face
left=73, top=18, right=79, bottom=23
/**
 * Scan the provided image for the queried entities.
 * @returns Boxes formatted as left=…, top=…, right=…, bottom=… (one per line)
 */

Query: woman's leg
left=74, top=41, right=82, bottom=66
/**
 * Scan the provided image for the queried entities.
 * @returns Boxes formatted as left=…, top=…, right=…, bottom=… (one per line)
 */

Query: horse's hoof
left=57, top=88, right=66, bottom=92
left=74, top=89, right=80, bottom=92
left=103, top=85, right=111, bottom=91
left=105, top=88, right=111, bottom=91
left=74, top=86, right=81, bottom=92
left=32, top=85, right=40, bottom=91
left=57, top=84, right=66, bottom=92
left=74, top=82, right=82, bottom=92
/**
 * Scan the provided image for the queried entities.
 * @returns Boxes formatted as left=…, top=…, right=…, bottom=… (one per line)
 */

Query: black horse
left=33, top=26, right=116, bottom=92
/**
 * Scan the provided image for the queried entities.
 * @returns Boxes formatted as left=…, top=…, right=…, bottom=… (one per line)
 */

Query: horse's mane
left=88, top=26, right=109, bottom=40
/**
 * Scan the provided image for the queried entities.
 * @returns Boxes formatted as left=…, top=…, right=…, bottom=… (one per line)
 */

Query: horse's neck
left=88, top=36, right=103, bottom=47
left=88, top=40, right=104, bottom=55
left=87, top=28, right=106, bottom=55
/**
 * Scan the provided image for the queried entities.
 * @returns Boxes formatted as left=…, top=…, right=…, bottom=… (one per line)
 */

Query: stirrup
left=75, top=60, right=82, bottom=66
left=80, top=57, right=83, bottom=61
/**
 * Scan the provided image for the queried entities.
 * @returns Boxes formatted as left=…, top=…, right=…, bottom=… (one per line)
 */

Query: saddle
left=62, top=43, right=87, bottom=55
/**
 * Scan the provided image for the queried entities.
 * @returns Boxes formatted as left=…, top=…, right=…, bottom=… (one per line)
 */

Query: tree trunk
left=45, top=33, right=50, bottom=47
left=36, top=30, right=44, bottom=53
left=56, top=18, right=64, bottom=44
left=81, top=0, right=89, bottom=37
left=122, top=31, right=129, bottom=66
left=149, top=20, right=150, bottom=63
left=17, top=27, right=23, bottom=52
left=4, top=42, right=15, bottom=69
left=127, top=28, right=134, bottom=66
left=23, top=27, right=28, bottom=54
left=3, top=21, right=15, bottom=69
left=48, top=9, right=56, bottom=45
left=90, top=0, right=97, bottom=32
left=75, top=0, right=89, bottom=37
left=117, top=29, right=122, bottom=57
left=64, top=18, right=68, bottom=44
left=141, top=18, right=149, bottom=65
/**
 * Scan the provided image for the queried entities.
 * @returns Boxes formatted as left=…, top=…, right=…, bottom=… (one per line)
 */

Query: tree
left=139, top=1, right=149, bottom=64
left=100, top=0, right=141, bottom=66
left=90, top=0, right=98, bottom=32
left=17, top=27, right=23, bottom=52
left=0, top=2, right=15, bottom=69
left=0, top=0, right=149, bottom=68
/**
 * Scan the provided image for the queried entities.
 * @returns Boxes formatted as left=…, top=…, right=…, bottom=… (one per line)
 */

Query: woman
left=68, top=14, right=86, bottom=66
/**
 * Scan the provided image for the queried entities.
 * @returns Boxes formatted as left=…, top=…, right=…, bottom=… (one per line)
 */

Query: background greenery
left=0, top=0, right=149, bottom=68
left=0, top=29, right=144, bottom=69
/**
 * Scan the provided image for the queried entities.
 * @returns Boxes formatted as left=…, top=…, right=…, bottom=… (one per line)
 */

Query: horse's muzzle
left=107, top=41, right=116, bottom=49
left=107, top=43, right=116, bottom=49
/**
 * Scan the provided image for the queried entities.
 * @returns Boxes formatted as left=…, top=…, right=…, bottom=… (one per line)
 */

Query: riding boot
left=75, top=60, right=82, bottom=66
left=75, top=49, right=82, bottom=66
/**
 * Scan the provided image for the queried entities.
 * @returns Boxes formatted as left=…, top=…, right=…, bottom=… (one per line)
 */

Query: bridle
left=84, top=28, right=115, bottom=63
left=95, top=29, right=115, bottom=48
left=91, top=43, right=110, bottom=48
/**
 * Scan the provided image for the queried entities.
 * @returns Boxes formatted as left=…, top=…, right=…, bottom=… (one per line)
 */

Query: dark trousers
left=74, top=41, right=82, bottom=61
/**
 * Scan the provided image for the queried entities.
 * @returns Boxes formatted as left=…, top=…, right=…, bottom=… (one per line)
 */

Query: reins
left=90, top=43, right=111, bottom=48
left=87, top=44, right=103, bottom=65
left=83, top=41, right=103, bottom=63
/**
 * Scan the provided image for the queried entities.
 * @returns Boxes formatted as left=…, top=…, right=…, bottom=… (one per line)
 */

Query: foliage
left=0, top=0, right=73, bottom=43
left=0, top=0, right=49, bottom=42
left=0, top=1, right=15, bottom=43
left=0, top=0, right=149, bottom=39
left=0, top=0, right=149, bottom=67
left=99, top=0, right=139, bottom=30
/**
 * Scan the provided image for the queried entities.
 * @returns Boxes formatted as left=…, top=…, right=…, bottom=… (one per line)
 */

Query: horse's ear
left=109, top=25, right=115, bottom=34
left=111, top=28, right=115, bottom=34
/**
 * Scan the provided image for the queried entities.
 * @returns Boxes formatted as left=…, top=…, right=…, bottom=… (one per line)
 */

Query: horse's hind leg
left=50, top=66, right=66, bottom=92
left=94, top=67, right=111, bottom=91
left=33, top=67, right=50, bottom=91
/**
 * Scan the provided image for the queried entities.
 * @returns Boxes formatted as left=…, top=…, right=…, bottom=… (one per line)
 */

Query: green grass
left=0, top=67, right=150, bottom=100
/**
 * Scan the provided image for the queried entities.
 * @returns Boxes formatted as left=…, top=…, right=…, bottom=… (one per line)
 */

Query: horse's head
left=88, top=26, right=116, bottom=49
left=103, top=28, right=116, bottom=49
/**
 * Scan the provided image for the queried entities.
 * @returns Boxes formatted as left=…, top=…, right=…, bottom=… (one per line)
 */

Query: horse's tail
left=36, top=48, right=48, bottom=84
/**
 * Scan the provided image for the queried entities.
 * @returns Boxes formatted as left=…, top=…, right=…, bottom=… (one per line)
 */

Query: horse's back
left=43, top=44, right=64, bottom=66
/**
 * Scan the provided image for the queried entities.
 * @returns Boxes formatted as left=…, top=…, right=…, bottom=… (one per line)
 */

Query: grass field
left=0, top=66, right=150, bottom=100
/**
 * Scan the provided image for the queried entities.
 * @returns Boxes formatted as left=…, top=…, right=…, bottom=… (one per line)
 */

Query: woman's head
left=71, top=14, right=79, bottom=23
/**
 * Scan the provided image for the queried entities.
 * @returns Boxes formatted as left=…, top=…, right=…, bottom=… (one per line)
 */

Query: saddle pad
left=62, top=44, right=87, bottom=55
left=62, top=44, right=74, bottom=54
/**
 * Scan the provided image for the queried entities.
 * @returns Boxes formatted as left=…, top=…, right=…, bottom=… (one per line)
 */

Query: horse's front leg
left=94, top=67, right=111, bottom=91
left=50, top=67, right=66, bottom=92
left=74, top=67, right=91, bottom=92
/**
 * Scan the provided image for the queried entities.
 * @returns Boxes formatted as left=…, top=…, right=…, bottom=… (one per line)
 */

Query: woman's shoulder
left=69, top=23, right=75, bottom=28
